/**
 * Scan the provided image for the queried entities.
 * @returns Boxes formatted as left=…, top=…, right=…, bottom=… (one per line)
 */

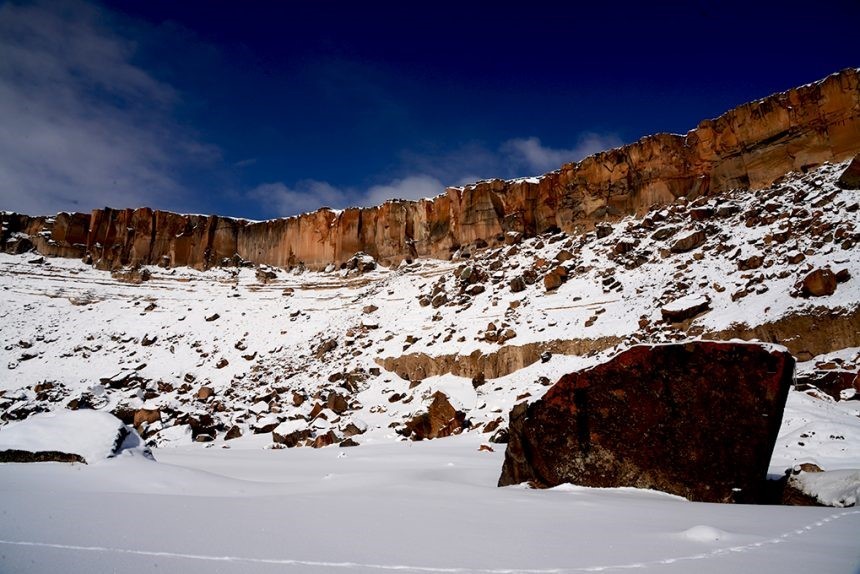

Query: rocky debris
left=402, top=392, right=469, bottom=440
left=503, top=231, right=523, bottom=245
left=3, top=234, right=34, bottom=255
left=312, top=430, right=339, bottom=448
left=273, top=427, right=310, bottom=448
left=99, top=370, right=144, bottom=389
left=314, top=338, right=338, bottom=359
left=669, top=230, right=706, bottom=253
left=431, top=293, right=448, bottom=308
left=509, top=276, right=526, bottom=293
left=543, top=267, right=568, bottom=291
left=595, top=223, right=613, bottom=239
left=204, top=313, right=220, bottom=322
left=800, top=269, right=838, bottom=297
left=498, top=342, right=794, bottom=503
left=661, top=293, right=710, bottom=322
left=197, top=386, right=214, bottom=400
left=345, top=252, right=377, bottom=273
left=326, top=392, right=349, bottom=415
left=133, top=408, right=161, bottom=432
left=255, top=265, right=277, bottom=283
left=224, top=425, right=242, bottom=440
left=796, top=369, right=860, bottom=401
left=111, top=265, right=151, bottom=284
left=837, top=153, right=860, bottom=189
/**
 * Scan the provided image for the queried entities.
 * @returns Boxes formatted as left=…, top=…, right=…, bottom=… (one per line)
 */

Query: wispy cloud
left=248, top=174, right=445, bottom=217
left=248, top=180, right=348, bottom=216
left=0, top=0, right=214, bottom=215
left=248, top=134, right=623, bottom=217
left=501, top=133, right=623, bottom=174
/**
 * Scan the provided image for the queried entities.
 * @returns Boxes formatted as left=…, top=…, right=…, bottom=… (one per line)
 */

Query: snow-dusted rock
left=0, top=410, right=131, bottom=464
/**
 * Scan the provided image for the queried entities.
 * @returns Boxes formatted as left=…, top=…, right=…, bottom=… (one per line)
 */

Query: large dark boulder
left=498, top=341, right=794, bottom=503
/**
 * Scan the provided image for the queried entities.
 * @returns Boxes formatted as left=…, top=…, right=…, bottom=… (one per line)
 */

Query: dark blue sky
left=1, top=0, right=857, bottom=218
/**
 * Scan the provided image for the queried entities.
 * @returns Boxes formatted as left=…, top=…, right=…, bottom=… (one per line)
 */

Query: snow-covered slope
left=2, top=161, right=858, bottom=459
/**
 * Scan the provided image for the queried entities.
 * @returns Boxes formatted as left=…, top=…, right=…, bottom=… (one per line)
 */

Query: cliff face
left=3, top=68, right=860, bottom=270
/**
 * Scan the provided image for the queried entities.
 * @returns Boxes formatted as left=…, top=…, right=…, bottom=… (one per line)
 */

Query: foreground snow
left=0, top=436, right=857, bottom=574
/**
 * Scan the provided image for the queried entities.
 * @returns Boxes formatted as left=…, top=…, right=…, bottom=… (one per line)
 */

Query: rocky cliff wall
left=3, top=68, right=859, bottom=270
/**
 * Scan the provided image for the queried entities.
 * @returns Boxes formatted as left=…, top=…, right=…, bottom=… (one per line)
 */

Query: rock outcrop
left=402, top=392, right=468, bottom=440
left=498, top=341, right=794, bottom=503
left=3, top=69, right=860, bottom=270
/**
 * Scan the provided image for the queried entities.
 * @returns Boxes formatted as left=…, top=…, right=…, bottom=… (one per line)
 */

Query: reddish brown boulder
left=224, top=425, right=242, bottom=441
left=326, top=392, right=349, bottom=414
left=498, top=342, right=794, bottom=503
left=669, top=230, right=706, bottom=253
left=543, top=267, right=568, bottom=291
left=404, top=391, right=468, bottom=440
left=801, top=269, right=837, bottom=297
left=660, top=293, right=710, bottom=322
left=312, top=430, right=339, bottom=448
left=133, top=408, right=161, bottom=431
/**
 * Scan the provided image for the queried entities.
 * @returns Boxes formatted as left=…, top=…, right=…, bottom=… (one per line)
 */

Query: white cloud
left=248, top=180, right=348, bottom=216
left=0, top=0, right=213, bottom=215
left=249, top=174, right=447, bottom=217
left=248, top=133, right=625, bottom=218
left=502, top=133, right=623, bottom=174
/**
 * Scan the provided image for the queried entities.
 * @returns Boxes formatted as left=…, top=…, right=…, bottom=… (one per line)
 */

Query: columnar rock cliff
left=3, top=68, right=860, bottom=270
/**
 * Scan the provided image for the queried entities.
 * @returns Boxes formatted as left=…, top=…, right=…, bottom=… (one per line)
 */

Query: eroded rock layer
left=3, top=69, right=860, bottom=270
left=498, top=341, right=795, bottom=503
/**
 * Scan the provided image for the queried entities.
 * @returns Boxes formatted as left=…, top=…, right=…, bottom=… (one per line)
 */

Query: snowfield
left=0, top=436, right=858, bottom=574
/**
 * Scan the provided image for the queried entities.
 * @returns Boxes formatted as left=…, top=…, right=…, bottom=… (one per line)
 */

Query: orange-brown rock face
left=5, top=68, right=860, bottom=270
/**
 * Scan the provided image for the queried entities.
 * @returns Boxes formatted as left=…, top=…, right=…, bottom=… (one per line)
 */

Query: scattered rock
left=326, top=392, right=349, bottom=414
left=111, top=265, right=151, bottom=284
left=543, top=267, right=568, bottom=291
left=315, top=338, right=338, bottom=359
left=312, top=430, right=339, bottom=448
left=661, top=293, right=711, bottom=322
left=133, top=408, right=161, bottom=431
left=801, top=269, right=837, bottom=297
left=345, top=252, right=377, bottom=273
left=431, top=293, right=448, bottom=308
left=404, top=392, right=468, bottom=440
left=670, top=230, right=706, bottom=253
